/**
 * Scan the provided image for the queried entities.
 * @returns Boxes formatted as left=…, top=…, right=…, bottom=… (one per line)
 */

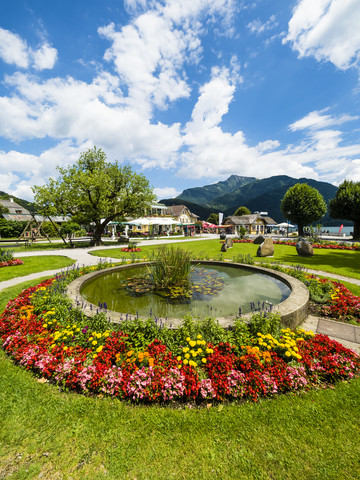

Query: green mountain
left=0, top=191, right=35, bottom=212
left=161, top=175, right=349, bottom=226
left=177, top=175, right=256, bottom=206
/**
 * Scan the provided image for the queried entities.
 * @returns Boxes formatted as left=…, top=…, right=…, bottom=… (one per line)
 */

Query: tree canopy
left=33, top=147, right=156, bottom=245
left=280, top=183, right=327, bottom=236
left=233, top=206, right=251, bottom=216
left=329, top=180, right=360, bottom=240
left=206, top=213, right=219, bottom=225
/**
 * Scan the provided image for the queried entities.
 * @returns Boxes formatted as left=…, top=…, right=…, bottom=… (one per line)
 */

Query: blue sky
left=1, top=0, right=360, bottom=201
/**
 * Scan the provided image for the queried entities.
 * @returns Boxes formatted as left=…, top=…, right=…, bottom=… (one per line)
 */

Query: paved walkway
left=1, top=238, right=359, bottom=353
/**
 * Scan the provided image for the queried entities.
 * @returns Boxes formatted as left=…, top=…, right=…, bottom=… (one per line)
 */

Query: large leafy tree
left=280, top=183, right=327, bottom=236
left=329, top=180, right=360, bottom=240
left=33, top=147, right=156, bottom=245
left=233, top=206, right=251, bottom=216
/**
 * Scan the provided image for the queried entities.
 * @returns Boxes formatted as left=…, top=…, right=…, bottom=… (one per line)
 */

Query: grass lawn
left=1, top=245, right=360, bottom=479
left=1, top=335, right=359, bottom=480
left=0, top=256, right=75, bottom=282
left=92, top=239, right=360, bottom=280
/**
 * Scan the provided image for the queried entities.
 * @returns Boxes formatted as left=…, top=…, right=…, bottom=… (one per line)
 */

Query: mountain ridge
left=161, top=175, right=349, bottom=226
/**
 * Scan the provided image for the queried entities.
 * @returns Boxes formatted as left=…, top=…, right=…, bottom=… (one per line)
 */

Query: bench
left=68, top=236, right=95, bottom=248
left=0, top=239, right=32, bottom=249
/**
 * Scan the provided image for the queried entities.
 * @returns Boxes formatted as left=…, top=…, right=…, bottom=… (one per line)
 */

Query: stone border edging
left=66, top=261, right=309, bottom=329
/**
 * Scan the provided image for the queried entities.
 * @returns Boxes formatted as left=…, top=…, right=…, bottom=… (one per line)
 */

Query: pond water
left=80, top=263, right=291, bottom=319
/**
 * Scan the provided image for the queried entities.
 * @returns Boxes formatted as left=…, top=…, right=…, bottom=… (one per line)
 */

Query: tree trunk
left=93, top=223, right=104, bottom=246
left=298, top=223, right=304, bottom=236
left=353, top=221, right=360, bottom=240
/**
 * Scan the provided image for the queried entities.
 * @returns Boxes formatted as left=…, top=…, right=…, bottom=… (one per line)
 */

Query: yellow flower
left=96, top=346, right=103, bottom=353
left=63, top=346, right=68, bottom=351
left=197, top=334, right=202, bottom=340
left=186, top=337, right=190, bottom=342
left=92, top=340, right=98, bottom=346
left=285, top=351, right=291, bottom=357
left=183, top=359, right=189, bottom=365
left=42, top=324, right=47, bottom=328
left=202, top=358, right=207, bottom=364
left=185, top=353, right=190, bottom=359
left=189, top=340, right=196, bottom=347
left=177, top=356, right=182, bottom=362
left=182, top=347, right=189, bottom=353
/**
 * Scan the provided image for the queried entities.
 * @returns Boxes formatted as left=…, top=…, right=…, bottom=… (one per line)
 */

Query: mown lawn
left=92, top=239, right=360, bottom=280
left=1, top=339, right=359, bottom=480
left=0, top=256, right=75, bottom=282
left=1, top=244, right=360, bottom=479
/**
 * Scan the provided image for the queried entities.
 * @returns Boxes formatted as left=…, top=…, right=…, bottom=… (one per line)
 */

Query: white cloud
left=0, top=28, right=29, bottom=68
left=247, top=15, right=278, bottom=35
left=289, top=109, right=359, bottom=131
left=154, top=186, right=180, bottom=199
left=0, top=28, right=57, bottom=71
left=284, top=0, right=360, bottom=70
left=32, top=43, right=58, bottom=70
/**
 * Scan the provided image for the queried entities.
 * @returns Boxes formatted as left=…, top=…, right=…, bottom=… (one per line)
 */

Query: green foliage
left=41, top=221, right=60, bottom=238
left=59, top=220, right=83, bottom=238
left=281, top=183, right=327, bottom=236
left=0, top=248, right=14, bottom=262
left=233, top=206, right=251, bottom=216
left=206, top=213, right=219, bottom=224
left=0, top=219, right=27, bottom=238
left=329, top=180, right=360, bottom=239
left=33, top=147, right=156, bottom=245
left=305, top=277, right=333, bottom=304
left=148, top=245, right=194, bottom=290
left=85, top=312, right=113, bottom=333
left=232, top=317, right=253, bottom=346
left=239, top=225, right=248, bottom=238
left=248, top=312, right=282, bottom=338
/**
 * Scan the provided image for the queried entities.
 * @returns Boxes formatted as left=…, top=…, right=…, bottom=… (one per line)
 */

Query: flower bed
left=121, top=248, right=141, bottom=252
left=0, top=270, right=359, bottom=404
left=0, top=258, right=23, bottom=268
left=273, top=240, right=360, bottom=251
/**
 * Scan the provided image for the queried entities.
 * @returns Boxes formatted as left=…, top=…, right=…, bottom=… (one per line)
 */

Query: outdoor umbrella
left=276, top=222, right=294, bottom=228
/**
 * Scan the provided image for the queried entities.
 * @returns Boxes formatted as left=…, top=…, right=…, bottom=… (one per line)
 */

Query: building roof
left=224, top=214, right=277, bottom=225
left=2, top=213, right=70, bottom=223
left=0, top=198, right=30, bottom=216
left=165, top=205, right=199, bottom=218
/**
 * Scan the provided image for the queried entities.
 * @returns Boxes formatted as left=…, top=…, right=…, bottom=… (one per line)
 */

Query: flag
left=339, top=224, right=344, bottom=233
left=218, top=212, right=223, bottom=225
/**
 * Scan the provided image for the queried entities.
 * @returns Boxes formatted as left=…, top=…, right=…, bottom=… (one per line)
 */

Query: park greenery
left=32, top=147, right=155, bottom=246
left=329, top=179, right=360, bottom=240
left=0, top=238, right=360, bottom=478
left=281, top=183, right=327, bottom=236
left=233, top=205, right=251, bottom=216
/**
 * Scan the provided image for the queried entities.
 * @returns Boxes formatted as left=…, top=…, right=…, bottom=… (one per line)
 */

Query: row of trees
left=281, top=181, right=360, bottom=238
left=31, top=147, right=360, bottom=242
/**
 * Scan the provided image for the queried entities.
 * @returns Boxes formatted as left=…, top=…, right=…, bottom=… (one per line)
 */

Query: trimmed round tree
left=33, top=147, right=156, bottom=245
left=207, top=213, right=219, bottom=224
left=281, top=183, right=327, bottom=236
left=233, top=206, right=251, bottom=216
left=329, top=180, right=360, bottom=240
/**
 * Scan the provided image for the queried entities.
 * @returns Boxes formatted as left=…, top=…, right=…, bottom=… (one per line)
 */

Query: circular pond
left=67, top=261, right=309, bottom=328
left=79, top=262, right=291, bottom=318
